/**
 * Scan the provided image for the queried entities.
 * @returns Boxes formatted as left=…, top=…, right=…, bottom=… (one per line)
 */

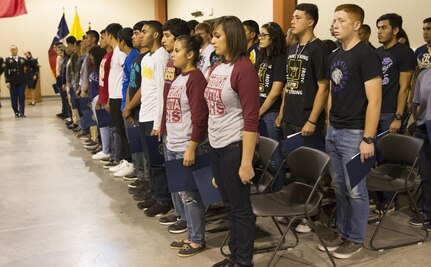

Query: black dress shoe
left=15, top=113, right=20, bottom=117
left=212, top=258, right=234, bottom=267
left=56, top=112, right=65, bottom=118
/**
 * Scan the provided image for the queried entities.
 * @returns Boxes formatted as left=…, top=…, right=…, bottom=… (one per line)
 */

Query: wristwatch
left=362, top=136, right=374, bottom=144
left=394, top=113, right=402, bottom=120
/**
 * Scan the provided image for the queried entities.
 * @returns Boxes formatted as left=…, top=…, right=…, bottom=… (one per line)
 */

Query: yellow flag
left=70, top=9, right=85, bottom=40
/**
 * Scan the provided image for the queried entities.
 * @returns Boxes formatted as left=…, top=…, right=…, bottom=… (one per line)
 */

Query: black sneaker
left=177, top=243, right=206, bottom=257
left=100, top=157, right=112, bottom=164
left=170, top=239, right=188, bottom=250
left=133, top=190, right=152, bottom=201
left=128, top=184, right=150, bottom=194
left=168, top=220, right=188, bottom=234
left=332, top=240, right=362, bottom=259
left=159, top=213, right=179, bottom=226
left=103, top=161, right=119, bottom=169
left=128, top=179, right=148, bottom=188
left=373, top=201, right=396, bottom=215
left=409, top=213, right=431, bottom=226
left=123, top=173, right=138, bottom=181
left=144, top=202, right=171, bottom=217
left=137, top=198, right=156, bottom=210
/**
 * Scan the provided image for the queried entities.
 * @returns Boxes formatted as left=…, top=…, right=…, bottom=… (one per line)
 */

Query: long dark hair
left=89, top=45, right=106, bottom=73
left=256, top=22, right=286, bottom=69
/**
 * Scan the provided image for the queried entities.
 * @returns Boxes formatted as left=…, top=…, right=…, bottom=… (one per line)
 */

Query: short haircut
left=334, top=4, right=364, bottom=24
left=175, top=35, right=203, bottom=66
left=187, top=20, right=199, bottom=32
left=86, top=30, right=100, bottom=44
left=105, top=23, right=123, bottom=40
left=66, top=36, right=77, bottom=45
left=361, top=24, right=371, bottom=35
left=133, top=20, right=146, bottom=32
left=54, top=41, right=63, bottom=46
left=213, top=16, right=247, bottom=63
left=242, top=20, right=260, bottom=40
left=144, top=20, right=163, bottom=43
left=295, top=3, right=319, bottom=28
left=162, top=18, right=190, bottom=38
left=118, top=27, right=134, bottom=48
left=376, top=13, right=403, bottom=30
left=424, top=17, right=431, bottom=24
left=195, top=22, right=211, bottom=34
left=76, top=40, right=82, bottom=46
left=100, top=29, right=106, bottom=35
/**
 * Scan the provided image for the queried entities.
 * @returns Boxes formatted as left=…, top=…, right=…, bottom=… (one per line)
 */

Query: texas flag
left=0, top=0, right=27, bottom=18
left=48, top=13, right=69, bottom=76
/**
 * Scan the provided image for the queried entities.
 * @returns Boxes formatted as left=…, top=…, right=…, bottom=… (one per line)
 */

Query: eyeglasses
left=258, top=33, right=270, bottom=39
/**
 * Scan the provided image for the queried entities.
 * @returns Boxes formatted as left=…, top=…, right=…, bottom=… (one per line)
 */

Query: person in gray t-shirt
left=410, top=66, right=431, bottom=227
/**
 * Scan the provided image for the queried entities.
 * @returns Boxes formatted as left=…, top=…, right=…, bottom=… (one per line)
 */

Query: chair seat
left=251, top=183, right=322, bottom=217
left=367, top=163, right=416, bottom=191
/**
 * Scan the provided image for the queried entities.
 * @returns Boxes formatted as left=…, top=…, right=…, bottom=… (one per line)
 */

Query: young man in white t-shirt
left=104, top=23, right=132, bottom=172
left=138, top=20, right=171, bottom=216
left=195, top=22, right=214, bottom=79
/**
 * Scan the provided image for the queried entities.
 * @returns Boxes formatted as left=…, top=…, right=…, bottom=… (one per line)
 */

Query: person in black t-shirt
left=373, top=14, right=416, bottom=213
left=276, top=3, right=329, bottom=139
left=320, top=4, right=382, bottom=259
left=376, top=13, right=416, bottom=135
left=256, top=21, right=286, bottom=192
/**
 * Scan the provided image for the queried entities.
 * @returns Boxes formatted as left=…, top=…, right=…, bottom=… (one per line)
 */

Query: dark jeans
left=416, top=126, right=431, bottom=218
left=210, top=142, right=255, bottom=266
left=59, top=87, right=69, bottom=116
left=140, top=121, right=171, bottom=207
left=9, top=83, right=26, bottom=115
left=109, top=98, right=131, bottom=162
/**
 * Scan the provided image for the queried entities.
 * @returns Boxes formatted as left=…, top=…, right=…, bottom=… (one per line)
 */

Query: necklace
left=294, top=35, right=316, bottom=60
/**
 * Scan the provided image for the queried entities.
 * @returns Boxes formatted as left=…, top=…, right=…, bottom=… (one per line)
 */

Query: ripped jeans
left=165, top=148, right=206, bottom=245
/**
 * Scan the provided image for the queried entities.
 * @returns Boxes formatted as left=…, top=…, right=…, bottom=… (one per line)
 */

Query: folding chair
left=250, top=147, right=335, bottom=267
left=366, top=133, right=428, bottom=250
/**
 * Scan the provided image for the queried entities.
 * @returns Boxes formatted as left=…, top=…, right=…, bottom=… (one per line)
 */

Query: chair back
left=287, top=147, right=330, bottom=186
left=253, top=136, right=280, bottom=193
left=377, top=134, right=424, bottom=166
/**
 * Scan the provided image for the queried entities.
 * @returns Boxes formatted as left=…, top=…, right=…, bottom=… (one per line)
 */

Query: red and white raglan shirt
left=165, top=70, right=208, bottom=152
left=204, top=56, right=260, bottom=148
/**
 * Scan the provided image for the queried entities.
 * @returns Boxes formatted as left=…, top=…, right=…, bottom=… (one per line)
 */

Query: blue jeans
left=210, top=142, right=255, bottom=266
left=260, top=112, right=284, bottom=192
left=326, top=126, right=369, bottom=243
left=9, top=83, right=26, bottom=115
left=165, top=148, right=205, bottom=245
left=415, top=126, right=431, bottom=218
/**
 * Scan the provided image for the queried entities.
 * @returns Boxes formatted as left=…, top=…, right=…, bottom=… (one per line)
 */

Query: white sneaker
left=295, top=218, right=312, bottom=233
left=114, top=162, right=134, bottom=177
left=92, top=151, right=110, bottom=160
left=109, top=159, right=129, bottom=172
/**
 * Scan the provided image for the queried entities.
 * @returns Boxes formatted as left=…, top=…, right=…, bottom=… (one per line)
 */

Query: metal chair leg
left=265, top=218, right=298, bottom=267
left=307, top=217, right=336, bottom=267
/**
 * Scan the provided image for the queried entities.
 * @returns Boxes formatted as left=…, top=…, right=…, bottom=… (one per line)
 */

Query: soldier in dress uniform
left=4, top=45, right=28, bottom=117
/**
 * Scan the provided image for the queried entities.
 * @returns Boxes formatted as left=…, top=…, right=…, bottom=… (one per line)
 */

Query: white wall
left=167, top=0, right=273, bottom=31
left=0, top=0, right=154, bottom=97
left=298, top=0, right=429, bottom=50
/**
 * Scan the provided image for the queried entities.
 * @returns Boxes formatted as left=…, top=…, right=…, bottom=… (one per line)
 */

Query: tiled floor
left=0, top=98, right=430, bottom=267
